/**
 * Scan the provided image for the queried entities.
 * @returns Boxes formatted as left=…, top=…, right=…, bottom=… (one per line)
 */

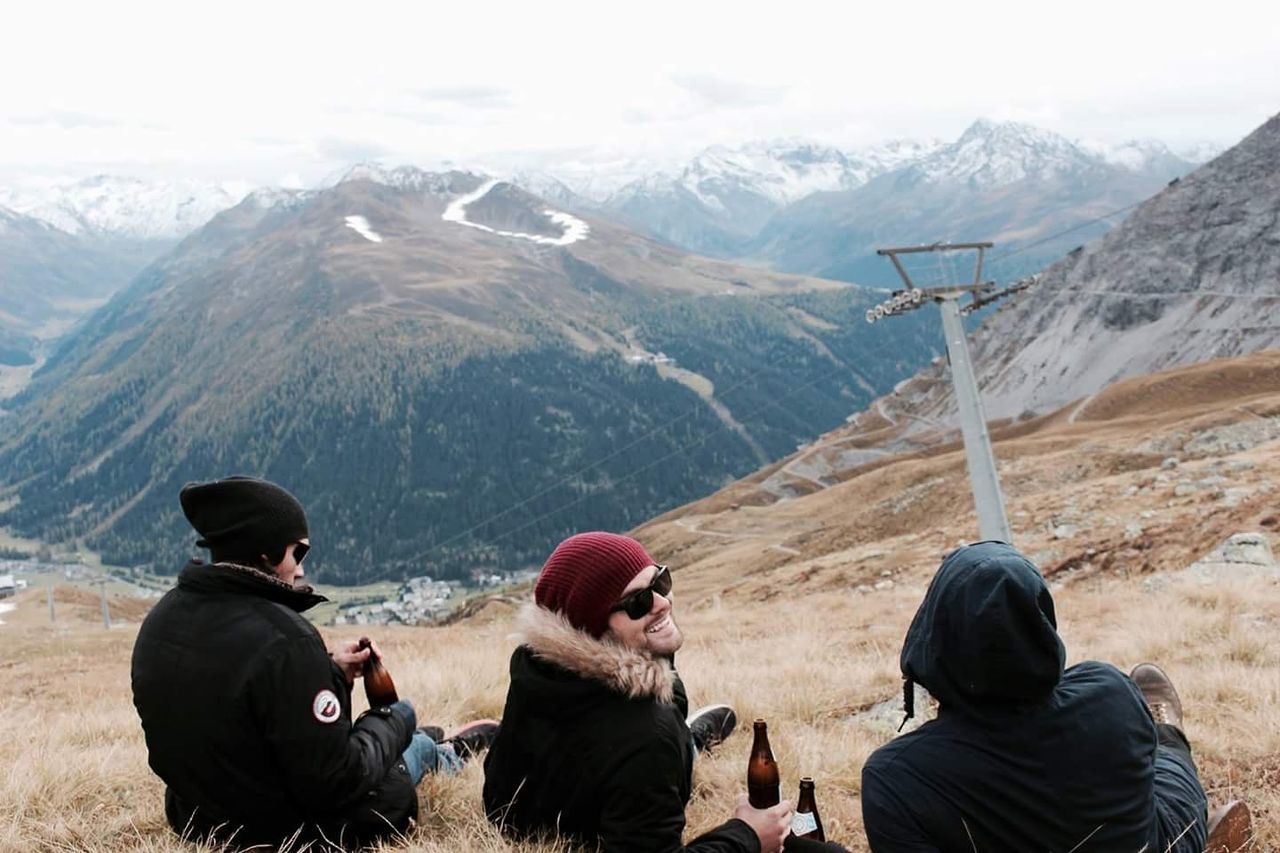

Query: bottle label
left=791, top=811, right=818, bottom=836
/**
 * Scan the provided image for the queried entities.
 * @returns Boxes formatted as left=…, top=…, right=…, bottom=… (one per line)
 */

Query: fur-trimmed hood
left=515, top=603, right=676, bottom=704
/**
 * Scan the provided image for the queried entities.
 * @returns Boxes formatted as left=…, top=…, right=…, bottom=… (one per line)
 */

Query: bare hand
left=732, top=795, right=792, bottom=853
left=331, top=639, right=375, bottom=683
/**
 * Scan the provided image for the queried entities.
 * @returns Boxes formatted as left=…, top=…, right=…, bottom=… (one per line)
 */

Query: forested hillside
left=0, top=173, right=938, bottom=582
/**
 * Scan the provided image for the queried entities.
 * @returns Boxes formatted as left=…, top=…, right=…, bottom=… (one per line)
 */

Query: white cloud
left=0, top=0, right=1277, bottom=184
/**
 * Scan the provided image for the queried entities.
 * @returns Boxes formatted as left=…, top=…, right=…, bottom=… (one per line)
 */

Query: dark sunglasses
left=609, top=566, right=672, bottom=620
left=292, top=542, right=310, bottom=565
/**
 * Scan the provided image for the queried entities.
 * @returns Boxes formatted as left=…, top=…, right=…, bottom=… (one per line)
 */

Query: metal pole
left=48, top=585, right=55, bottom=623
left=99, top=579, right=111, bottom=629
left=937, top=296, right=1012, bottom=542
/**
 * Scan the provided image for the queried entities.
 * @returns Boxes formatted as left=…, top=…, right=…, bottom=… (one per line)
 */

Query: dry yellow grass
left=2, top=352, right=1278, bottom=851
left=1, top=564, right=1275, bottom=852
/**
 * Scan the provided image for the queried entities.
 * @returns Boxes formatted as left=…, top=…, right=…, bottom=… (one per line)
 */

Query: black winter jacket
left=861, top=542, right=1206, bottom=852
left=131, top=561, right=417, bottom=850
left=483, top=604, right=759, bottom=853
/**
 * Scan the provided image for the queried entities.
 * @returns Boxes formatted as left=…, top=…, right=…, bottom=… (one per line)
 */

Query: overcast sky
left=3, top=0, right=1278, bottom=186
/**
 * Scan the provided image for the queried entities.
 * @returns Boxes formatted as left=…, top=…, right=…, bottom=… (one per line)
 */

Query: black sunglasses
left=609, top=566, right=672, bottom=620
left=292, top=542, right=310, bottom=565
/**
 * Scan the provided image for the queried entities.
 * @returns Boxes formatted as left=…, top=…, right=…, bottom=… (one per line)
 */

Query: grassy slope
left=2, top=352, right=1278, bottom=851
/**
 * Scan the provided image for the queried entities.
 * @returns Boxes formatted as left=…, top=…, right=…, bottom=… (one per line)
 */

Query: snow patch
left=344, top=215, right=383, bottom=243
left=0, top=602, right=14, bottom=625
left=442, top=180, right=589, bottom=246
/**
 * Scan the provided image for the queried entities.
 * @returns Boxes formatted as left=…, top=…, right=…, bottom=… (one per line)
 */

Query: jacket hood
left=901, top=541, right=1066, bottom=716
left=514, top=603, right=676, bottom=704
left=176, top=559, right=327, bottom=613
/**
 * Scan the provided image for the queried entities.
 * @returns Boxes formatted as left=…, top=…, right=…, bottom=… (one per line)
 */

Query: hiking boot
left=442, top=719, right=500, bottom=760
left=415, top=725, right=445, bottom=742
left=687, top=704, right=738, bottom=752
left=1206, top=801, right=1252, bottom=853
left=1130, top=663, right=1184, bottom=730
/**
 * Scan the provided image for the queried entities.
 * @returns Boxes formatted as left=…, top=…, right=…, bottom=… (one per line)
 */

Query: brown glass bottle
left=790, top=777, right=826, bottom=841
left=358, top=637, right=399, bottom=706
left=747, top=719, right=780, bottom=808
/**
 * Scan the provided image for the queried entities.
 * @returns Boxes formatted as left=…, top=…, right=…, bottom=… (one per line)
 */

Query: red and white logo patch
left=312, top=689, right=341, bottom=724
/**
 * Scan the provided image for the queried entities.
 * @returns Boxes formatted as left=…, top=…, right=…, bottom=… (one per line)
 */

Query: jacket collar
left=177, top=559, right=328, bottom=613
left=516, top=603, right=675, bottom=703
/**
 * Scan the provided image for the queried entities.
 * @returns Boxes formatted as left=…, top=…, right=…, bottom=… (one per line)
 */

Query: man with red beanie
left=131, top=475, right=496, bottom=850
left=483, top=531, right=799, bottom=853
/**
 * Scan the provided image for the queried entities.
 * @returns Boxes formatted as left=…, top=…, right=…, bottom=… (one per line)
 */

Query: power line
left=411, top=345, right=837, bottom=560
left=473, top=359, right=857, bottom=551
left=986, top=198, right=1146, bottom=268
left=1047, top=289, right=1280, bottom=300
left=406, top=340, right=868, bottom=566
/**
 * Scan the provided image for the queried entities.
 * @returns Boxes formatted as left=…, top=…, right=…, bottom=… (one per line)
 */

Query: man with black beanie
left=131, top=475, right=497, bottom=850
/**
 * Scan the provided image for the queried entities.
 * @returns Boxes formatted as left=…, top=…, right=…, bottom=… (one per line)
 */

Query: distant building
left=0, top=574, right=15, bottom=599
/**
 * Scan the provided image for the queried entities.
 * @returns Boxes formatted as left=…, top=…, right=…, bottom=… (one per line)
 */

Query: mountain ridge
left=0, top=170, right=941, bottom=583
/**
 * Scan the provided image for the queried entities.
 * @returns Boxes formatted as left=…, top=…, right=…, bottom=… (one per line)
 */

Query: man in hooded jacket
left=131, top=476, right=488, bottom=850
left=860, top=541, right=1211, bottom=852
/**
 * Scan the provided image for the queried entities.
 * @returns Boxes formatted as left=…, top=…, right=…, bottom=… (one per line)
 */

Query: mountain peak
left=913, top=119, right=1101, bottom=186
left=244, top=186, right=317, bottom=211
left=334, top=163, right=464, bottom=194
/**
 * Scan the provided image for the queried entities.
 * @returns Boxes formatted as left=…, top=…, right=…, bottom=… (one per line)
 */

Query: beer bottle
left=358, top=637, right=399, bottom=706
left=791, top=777, right=826, bottom=841
left=747, top=719, right=780, bottom=808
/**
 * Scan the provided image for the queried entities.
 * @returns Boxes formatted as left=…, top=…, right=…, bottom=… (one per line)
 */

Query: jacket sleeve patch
left=312, top=689, right=341, bottom=724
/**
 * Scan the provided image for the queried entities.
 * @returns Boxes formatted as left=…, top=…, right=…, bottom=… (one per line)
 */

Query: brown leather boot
left=1206, top=800, right=1252, bottom=852
left=1129, top=663, right=1184, bottom=730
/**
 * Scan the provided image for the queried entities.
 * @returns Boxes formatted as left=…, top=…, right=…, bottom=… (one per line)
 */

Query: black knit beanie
left=179, top=476, right=309, bottom=564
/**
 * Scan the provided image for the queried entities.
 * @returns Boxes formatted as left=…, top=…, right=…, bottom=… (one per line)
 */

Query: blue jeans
left=401, top=732, right=464, bottom=785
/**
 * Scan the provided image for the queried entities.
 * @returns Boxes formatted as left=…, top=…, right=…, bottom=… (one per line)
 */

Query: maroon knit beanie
left=534, top=532, right=656, bottom=637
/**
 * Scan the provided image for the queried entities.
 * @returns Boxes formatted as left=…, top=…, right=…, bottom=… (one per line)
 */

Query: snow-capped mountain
left=330, top=163, right=461, bottom=194
left=597, top=137, right=948, bottom=257
left=905, top=119, right=1106, bottom=186
left=753, top=119, right=1205, bottom=285
left=0, top=175, right=253, bottom=240
left=597, top=119, right=1207, bottom=271
left=502, top=169, right=598, bottom=211
left=537, top=154, right=677, bottom=202
left=607, top=137, right=942, bottom=211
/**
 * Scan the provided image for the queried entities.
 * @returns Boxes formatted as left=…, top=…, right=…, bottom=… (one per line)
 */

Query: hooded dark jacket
left=131, top=560, right=417, bottom=850
left=483, top=604, right=760, bottom=853
left=861, top=542, right=1206, bottom=852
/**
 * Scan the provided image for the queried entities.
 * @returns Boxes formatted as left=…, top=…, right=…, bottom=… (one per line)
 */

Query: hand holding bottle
left=733, top=794, right=793, bottom=853
left=331, top=639, right=374, bottom=684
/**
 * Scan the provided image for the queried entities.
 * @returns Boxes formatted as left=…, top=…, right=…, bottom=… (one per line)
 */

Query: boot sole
left=1206, top=800, right=1253, bottom=852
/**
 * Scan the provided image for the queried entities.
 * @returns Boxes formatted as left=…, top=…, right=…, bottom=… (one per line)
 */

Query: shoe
left=1206, top=801, right=1252, bottom=853
left=415, top=725, right=445, bottom=742
left=1129, top=663, right=1184, bottom=730
left=442, top=719, right=500, bottom=759
left=687, top=704, right=737, bottom=752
